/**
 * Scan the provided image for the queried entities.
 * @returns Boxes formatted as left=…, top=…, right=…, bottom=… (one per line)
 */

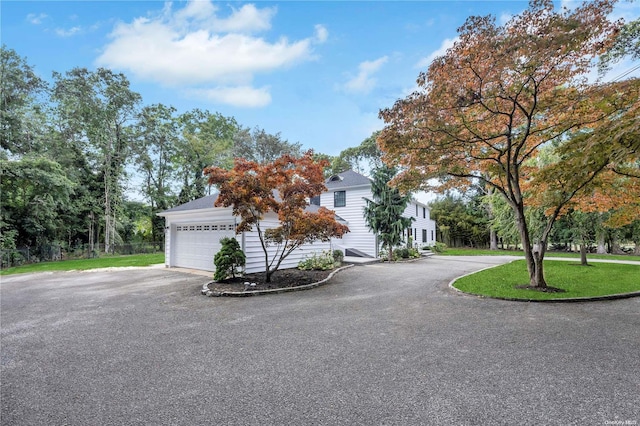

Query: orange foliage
left=204, top=151, right=349, bottom=280
left=377, top=0, right=638, bottom=287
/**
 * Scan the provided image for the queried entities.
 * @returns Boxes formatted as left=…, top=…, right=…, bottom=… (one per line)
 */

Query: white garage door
left=173, top=223, right=237, bottom=271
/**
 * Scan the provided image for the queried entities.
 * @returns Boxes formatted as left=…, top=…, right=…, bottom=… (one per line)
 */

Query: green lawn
left=439, top=247, right=640, bottom=262
left=453, top=260, right=640, bottom=300
left=0, top=253, right=165, bottom=276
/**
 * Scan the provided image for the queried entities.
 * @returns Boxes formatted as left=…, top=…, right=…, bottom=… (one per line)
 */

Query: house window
left=431, top=230, right=434, bottom=241
left=334, top=191, right=346, bottom=207
left=310, top=195, right=320, bottom=206
left=423, top=207, right=426, bottom=219
left=422, top=229, right=427, bottom=243
left=416, top=204, right=418, bottom=216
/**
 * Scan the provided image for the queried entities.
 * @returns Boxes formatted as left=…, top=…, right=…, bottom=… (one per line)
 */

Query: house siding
left=402, top=201, right=437, bottom=247
left=321, top=186, right=377, bottom=257
left=161, top=209, right=332, bottom=274
left=243, top=218, right=332, bottom=274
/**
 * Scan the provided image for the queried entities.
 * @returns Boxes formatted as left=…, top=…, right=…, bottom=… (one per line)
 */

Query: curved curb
left=448, top=261, right=640, bottom=303
left=201, top=264, right=354, bottom=297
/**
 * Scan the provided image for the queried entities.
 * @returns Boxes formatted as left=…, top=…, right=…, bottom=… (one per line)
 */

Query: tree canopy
left=379, top=0, right=639, bottom=288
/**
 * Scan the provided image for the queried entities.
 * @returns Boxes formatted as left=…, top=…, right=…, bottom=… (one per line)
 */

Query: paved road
left=1, top=257, right=639, bottom=426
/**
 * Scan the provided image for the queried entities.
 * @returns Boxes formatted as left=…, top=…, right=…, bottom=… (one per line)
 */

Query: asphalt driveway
left=1, top=256, right=639, bottom=426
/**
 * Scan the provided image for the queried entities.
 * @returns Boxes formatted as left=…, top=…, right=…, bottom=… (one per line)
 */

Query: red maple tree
left=205, top=151, right=349, bottom=283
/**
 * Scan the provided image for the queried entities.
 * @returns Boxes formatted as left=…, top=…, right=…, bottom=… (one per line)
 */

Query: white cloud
left=416, top=37, right=458, bottom=69
left=95, top=1, right=326, bottom=108
left=186, top=86, right=272, bottom=108
left=172, top=3, right=275, bottom=33
left=315, top=24, right=328, bottom=43
left=55, top=26, right=82, bottom=37
left=343, top=56, right=388, bottom=94
left=27, top=13, right=48, bottom=25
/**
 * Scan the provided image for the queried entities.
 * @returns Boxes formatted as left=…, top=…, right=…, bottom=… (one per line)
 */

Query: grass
left=440, top=247, right=640, bottom=262
left=0, top=253, right=164, bottom=276
left=453, top=260, right=640, bottom=300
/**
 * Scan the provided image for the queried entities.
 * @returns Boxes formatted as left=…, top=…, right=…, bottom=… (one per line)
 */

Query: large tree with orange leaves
left=378, top=0, right=639, bottom=288
left=204, top=151, right=349, bottom=283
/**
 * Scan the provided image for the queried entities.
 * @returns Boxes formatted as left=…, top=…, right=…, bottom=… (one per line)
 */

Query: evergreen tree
left=213, top=237, right=246, bottom=281
left=363, top=165, right=413, bottom=261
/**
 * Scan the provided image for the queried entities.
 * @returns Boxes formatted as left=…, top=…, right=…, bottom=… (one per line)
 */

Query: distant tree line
left=0, top=46, right=331, bottom=262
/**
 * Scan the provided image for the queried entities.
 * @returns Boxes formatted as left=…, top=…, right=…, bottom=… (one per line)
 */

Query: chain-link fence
left=1, top=242, right=164, bottom=269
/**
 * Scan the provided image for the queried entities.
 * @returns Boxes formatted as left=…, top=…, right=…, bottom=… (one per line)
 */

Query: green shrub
left=431, top=242, right=447, bottom=253
left=332, top=249, right=344, bottom=263
left=379, top=246, right=421, bottom=261
left=298, top=250, right=337, bottom=271
left=395, top=247, right=410, bottom=259
left=213, top=237, right=246, bottom=281
left=408, top=247, right=421, bottom=258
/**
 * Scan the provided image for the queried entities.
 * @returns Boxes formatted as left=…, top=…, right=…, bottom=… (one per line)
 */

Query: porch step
left=345, top=248, right=374, bottom=258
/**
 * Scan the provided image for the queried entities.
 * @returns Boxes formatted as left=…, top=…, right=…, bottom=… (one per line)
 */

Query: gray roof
left=159, top=193, right=341, bottom=217
left=158, top=194, right=219, bottom=215
left=159, top=170, right=372, bottom=215
left=325, top=170, right=372, bottom=190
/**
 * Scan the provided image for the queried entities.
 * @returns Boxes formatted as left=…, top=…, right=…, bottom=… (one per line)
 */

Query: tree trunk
left=580, top=243, right=588, bottom=266
left=596, top=228, right=607, bottom=254
left=490, top=229, right=498, bottom=251
left=531, top=249, right=547, bottom=288
left=515, top=203, right=548, bottom=288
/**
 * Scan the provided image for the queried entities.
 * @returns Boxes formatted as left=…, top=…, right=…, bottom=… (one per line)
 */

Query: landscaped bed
left=206, top=267, right=338, bottom=294
left=452, top=260, right=640, bottom=301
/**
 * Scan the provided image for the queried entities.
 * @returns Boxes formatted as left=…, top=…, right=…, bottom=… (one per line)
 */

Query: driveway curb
left=201, top=264, right=354, bottom=297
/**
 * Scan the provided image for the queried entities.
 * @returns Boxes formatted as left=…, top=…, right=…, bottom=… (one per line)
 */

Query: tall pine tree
left=363, top=165, right=413, bottom=261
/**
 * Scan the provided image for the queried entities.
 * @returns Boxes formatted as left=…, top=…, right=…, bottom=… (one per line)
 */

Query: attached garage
left=172, top=222, right=236, bottom=271
left=158, top=194, right=334, bottom=274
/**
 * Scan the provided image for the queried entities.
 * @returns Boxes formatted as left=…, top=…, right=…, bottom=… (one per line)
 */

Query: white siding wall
left=320, top=186, right=377, bottom=257
left=403, top=202, right=437, bottom=247
left=243, top=218, right=333, bottom=274
left=162, top=210, right=332, bottom=273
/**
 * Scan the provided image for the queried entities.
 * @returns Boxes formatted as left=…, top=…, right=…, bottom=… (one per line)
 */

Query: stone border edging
left=201, top=264, right=354, bottom=297
left=448, top=260, right=640, bottom=303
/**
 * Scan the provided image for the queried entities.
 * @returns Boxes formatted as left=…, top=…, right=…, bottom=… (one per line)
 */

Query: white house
left=158, top=170, right=437, bottom=273
left=319, top=170, right=436, bottom=258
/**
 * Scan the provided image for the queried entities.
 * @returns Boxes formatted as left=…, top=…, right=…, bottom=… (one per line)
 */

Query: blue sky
left=3, top=0, right=640, bottom=158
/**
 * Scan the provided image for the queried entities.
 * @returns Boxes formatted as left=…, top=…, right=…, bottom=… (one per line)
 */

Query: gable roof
left=158, top=194, right=219, bottom=215
left=158, top=193, right=345, bottom=219
left=325, top=170, right=372, bottom=190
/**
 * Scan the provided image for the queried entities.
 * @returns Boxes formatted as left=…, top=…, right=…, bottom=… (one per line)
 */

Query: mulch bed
left=207, top=268, right=335, bottom=293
